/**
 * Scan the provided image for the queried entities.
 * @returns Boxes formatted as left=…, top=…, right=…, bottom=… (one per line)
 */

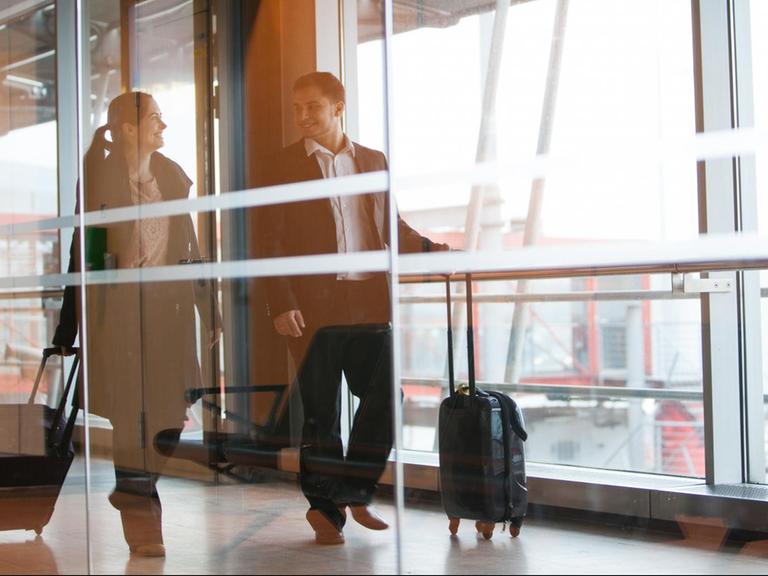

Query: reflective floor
left=1, top=458, right=768, bottom=575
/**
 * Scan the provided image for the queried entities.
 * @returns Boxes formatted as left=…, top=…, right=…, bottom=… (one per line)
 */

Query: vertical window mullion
left=730, top=0, right=765, bottom=484
left=693, top=0, right=762, bottom=485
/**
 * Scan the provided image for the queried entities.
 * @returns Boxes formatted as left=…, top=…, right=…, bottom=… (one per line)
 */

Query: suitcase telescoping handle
left=28, top=347, right=79, bottom=405
left=445, top=274, right=476, bottom=397
left=445, top=276, right=455, bottom=397
left=465, top=274, right=476, bottom=396
left=25, top=346, right=81, bottom=455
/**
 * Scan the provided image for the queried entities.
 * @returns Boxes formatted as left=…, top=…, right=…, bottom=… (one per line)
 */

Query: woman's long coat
left=55, top=150, right=218, bottom=472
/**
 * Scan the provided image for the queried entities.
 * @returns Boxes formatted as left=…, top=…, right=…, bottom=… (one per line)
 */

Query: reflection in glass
left=0, top=0, right=752, bottom=570
left=55, top=92, right=219, bottom=557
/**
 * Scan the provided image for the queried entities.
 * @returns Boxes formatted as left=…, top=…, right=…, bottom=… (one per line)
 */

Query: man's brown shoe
left=129, top=544, right=166, bottom=557
left=348, top=505, right=389, bottom=530
left=306, top=509, right=345, bottom=545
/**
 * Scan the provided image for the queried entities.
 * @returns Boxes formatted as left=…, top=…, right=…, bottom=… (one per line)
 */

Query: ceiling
left=0, top=0, right=530, bottom=133
left=0, top=1, right=56, bottom=133
left=358, top=0, right=532, bottom=41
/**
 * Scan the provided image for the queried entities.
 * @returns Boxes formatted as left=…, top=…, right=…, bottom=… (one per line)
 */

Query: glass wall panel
left=77, top=0, right=402, bottom=571
left=79, top=0, right=221, bottom=571
left=3, top=0, right=765, bottom=572
left=242, top=0, right=401, bottom=569
left=371, top=1, right=707, bottom=567
left=0, top=1, right=88, bottom=573
left=363, top=0, right=704, bottom=482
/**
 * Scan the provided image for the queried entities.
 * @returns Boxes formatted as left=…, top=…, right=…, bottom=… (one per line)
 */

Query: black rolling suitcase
left=438, top=275, right=528, bottom=539
left=0, top=347, right=80, bottom=535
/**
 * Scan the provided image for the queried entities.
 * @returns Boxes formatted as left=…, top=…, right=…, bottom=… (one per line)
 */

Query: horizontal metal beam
left=405, top=376, right=768, bottom=403
left=401, top=288, right=768, bottom=304
left=0, top=288, right=64, bottom=300
left=400, top=289, right=695, bottom=304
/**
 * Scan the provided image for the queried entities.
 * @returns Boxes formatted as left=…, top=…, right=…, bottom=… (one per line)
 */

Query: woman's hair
left=84, top=91, right=154, bottom=183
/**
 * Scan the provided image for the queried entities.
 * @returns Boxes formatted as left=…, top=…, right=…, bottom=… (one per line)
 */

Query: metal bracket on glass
left=671, top=272, right=685, bottom=294
left=679, top=273, right=733, bottom=294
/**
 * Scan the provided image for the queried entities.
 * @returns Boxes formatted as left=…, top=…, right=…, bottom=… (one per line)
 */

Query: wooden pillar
left=243, top=0, right=317, bottom=441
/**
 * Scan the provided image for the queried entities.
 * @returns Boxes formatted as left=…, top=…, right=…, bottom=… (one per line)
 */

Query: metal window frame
left=210, top=0, right=250, bottom=430
left=56, top=0, right=77, bottom=266
left=693, top=0, right=765, bottom=485
left=729, top=0, right=766, bottom=485
left=55, top=1, right=92, bottom=568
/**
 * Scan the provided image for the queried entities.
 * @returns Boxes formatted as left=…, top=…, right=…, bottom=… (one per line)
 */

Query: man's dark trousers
left=288, top=278, right=393, bottom=530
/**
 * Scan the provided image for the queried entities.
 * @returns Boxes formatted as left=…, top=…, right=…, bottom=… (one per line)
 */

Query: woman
left=54, top=91, right=220, bottom=557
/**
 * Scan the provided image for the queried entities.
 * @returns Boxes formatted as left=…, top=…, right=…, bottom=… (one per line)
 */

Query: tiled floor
left=1, top=458, right=768, bottom=574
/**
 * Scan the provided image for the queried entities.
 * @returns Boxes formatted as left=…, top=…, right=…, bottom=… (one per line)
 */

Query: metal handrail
left=402, top=377, right=704, bottom=401
left=0, top=288, right=64, bottom=300
left=401, top=287, right=768, bottom=304
left=397, top=260, right=768, bottom=403
left=404, top=376, right=768, bottom=403
left=400, top=289, right=694, bottom=304
left=398, top=235, right=768, bottom=283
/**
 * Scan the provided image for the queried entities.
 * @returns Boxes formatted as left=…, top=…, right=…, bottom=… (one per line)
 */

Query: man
left=258, top=71, right=448, bottom=545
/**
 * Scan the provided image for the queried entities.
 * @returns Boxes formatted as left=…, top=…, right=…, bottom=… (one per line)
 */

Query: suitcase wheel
left=448, top=517, right=460, bottom=535
left=34, top=527, right=43, bottom=536
left=475, top=521, right=494, bottom=540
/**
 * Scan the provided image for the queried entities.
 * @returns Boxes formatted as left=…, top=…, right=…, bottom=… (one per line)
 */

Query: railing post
left=626, top=303, right=646, bottom=468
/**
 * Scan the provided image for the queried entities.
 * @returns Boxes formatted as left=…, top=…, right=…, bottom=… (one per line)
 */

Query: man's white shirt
left=305, top=137, right=377, bottom=280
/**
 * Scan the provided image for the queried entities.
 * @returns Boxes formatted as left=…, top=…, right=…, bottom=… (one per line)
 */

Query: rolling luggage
left=438, top=275, right=528, bottom=539
left=0, top=347, right=80, bottom=535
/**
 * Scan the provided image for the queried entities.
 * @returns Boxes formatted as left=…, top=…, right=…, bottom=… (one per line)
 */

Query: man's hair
left=293, top=71, right=346, bottom=104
